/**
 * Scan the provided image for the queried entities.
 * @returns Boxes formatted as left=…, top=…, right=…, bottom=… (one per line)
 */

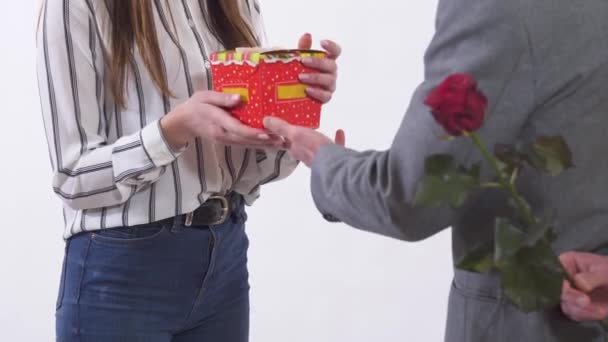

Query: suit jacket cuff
left=311, top=143, right=353, bottom=223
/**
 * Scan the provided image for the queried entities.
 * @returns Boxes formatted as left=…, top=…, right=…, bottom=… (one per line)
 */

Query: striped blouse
left=37, top=0, right=298, bottom=239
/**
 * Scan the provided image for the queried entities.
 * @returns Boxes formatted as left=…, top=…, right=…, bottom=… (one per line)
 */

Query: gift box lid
left=210, top=49, right=326, bottom=65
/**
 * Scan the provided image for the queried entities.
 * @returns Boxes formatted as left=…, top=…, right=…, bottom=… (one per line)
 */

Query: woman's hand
left=160, top=91, right=283, bottom=150
left=297, top=33, right=341, bottom=104
left=559, top=252, right=608, bottom=322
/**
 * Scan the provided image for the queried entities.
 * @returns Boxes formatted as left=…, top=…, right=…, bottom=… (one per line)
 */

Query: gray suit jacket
left=311, top=0, right=608, bottom=340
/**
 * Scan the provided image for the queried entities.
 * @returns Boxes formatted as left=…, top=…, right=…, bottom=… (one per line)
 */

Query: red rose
left=424, top=74, right=488, bottom=136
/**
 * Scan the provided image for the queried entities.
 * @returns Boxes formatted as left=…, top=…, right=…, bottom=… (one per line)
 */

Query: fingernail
left=258, top=134, right=270, bottom=140
left=304, top=33, right=312, bottom=38
left=230, top=94, right=241, bottom=101
left=299, top=74, right=311, bottom=81
left=301, top=57, right=313, bottom=64
left=321, top=40, right=329, bottom=46
left=577, top=296, right=589, bottom=306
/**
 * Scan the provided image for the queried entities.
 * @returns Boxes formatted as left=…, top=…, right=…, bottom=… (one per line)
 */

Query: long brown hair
left=107, top=0, right=258, bottom=107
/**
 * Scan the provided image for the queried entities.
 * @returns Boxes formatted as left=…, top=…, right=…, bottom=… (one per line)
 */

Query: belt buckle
left=185, top=212, right=194, bottom=227
left=209, top=195, right=230, bottom=225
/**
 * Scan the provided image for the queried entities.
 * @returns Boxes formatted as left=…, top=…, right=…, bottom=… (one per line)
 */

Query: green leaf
left=414, top=154, right=481, bottom=208
left=494, top=144, right=520, bottom=163
left=507, top=197, right=533, bottom=224
left=467, top=162, right=481, bottom=180
left=494, top=218, right=524, bottom=268
left=523, top=210, right=557, bottom=247
left=414, top=174, right=476, bottom=208
left=456, top=241, right=495, bottom=273
left=523, top=136, right=574, bottom=176
left=544, top=228, right=558, bottom=244
left=500, top=241, right=564, bottom=312
left=493, top=217, right=564, bottom=312
left=424, top=154, right=455, bottom=176
left=494, top=144, right=523, bottom=176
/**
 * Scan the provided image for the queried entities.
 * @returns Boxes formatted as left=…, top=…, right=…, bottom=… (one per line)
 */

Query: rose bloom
left=424, top=74, right=488, bottom=136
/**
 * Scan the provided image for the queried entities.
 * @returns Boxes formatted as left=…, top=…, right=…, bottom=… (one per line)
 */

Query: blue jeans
left=56, top=207, right=250, bottom=342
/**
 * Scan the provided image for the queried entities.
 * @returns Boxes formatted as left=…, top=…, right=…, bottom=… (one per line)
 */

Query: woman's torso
left=38, top=0, right=296, bottom=238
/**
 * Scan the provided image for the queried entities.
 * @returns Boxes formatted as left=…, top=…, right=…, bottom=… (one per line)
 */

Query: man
left=264, top=0, right=608, bottom=340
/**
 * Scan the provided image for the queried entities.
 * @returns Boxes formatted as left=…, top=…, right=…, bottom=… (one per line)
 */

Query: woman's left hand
left=297, top=33, right=341, bottom=104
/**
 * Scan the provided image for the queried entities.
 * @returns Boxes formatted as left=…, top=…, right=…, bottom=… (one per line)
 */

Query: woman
left=37, top=0, right=340, bottom=340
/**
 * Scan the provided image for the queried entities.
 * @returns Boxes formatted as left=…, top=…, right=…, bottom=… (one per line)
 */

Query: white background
left=0, top=1, right=453, bottom=341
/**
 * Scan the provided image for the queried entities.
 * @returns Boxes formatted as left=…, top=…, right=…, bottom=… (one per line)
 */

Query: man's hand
left=559, top=252, right=608, bottom=322
left=263, top=117, right=345, bottom=167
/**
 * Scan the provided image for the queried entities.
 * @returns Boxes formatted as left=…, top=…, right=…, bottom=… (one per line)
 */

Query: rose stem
left=467, top=132, right=579, bottom=287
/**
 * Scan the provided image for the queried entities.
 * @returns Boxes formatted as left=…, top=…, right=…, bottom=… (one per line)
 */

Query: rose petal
left=425, top=73, right=486, bottom=136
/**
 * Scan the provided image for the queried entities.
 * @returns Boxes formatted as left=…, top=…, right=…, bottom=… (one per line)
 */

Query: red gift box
left=210, top=49, right=327, bottom=129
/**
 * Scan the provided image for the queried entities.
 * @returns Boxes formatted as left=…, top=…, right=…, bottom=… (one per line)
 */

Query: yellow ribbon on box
left=277, top=84, right=307, bottom=100
left=221, top=84, right=306, bottom=102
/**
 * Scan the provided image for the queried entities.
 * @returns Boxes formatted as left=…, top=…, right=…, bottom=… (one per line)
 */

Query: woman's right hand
left=160, top=91, right=282, bottom=150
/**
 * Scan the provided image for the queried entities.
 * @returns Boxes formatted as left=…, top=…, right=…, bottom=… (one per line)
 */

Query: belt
left=161, top=193, right=243, bottom=228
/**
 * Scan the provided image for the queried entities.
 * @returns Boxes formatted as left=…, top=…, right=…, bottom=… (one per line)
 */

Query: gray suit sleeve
left=311, top=0, right=536, bottom=241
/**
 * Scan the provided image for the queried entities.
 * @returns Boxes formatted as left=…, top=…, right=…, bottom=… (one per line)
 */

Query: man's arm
left=310, top=0, right=536, bottom=241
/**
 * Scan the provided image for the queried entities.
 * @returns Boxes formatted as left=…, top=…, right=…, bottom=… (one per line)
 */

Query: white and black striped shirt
left=37, top=0, right=297, bottom=239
